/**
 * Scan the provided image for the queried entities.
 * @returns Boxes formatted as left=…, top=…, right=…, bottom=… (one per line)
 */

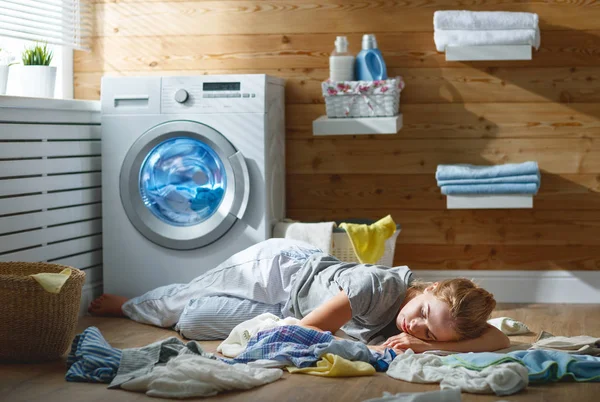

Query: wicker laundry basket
left=0, top=262, right=85, bottom=362
left=332, top=219, right=402, bottom=266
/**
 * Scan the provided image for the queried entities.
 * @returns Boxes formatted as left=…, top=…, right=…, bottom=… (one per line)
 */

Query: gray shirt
left=288, top=253, right=413, bottom=344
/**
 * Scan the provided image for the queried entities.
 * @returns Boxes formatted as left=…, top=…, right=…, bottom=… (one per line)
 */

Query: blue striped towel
left=436, top=162, right=539, bottom=181
left=66, top=326, right=122, bottom=383
left=441, top=183, right=539, bottom=195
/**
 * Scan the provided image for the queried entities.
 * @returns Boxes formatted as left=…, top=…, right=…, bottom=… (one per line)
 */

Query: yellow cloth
left=30, top=268, right=72, bottom=294
left=339, top=215, right=396, bottom=264
left=286, top=353, right=375, bottom=377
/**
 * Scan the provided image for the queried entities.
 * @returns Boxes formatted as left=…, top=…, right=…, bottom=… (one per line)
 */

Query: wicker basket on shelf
left=0, top=262, right=85, bottom=362
left=331, top=220, right=402, bottom=266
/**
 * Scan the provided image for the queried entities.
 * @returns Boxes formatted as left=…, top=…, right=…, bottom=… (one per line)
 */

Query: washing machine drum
left=120, top=120, right=250, bottom=250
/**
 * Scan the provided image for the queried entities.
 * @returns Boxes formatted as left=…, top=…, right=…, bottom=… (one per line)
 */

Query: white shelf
left=446, top=45, right=532, bottom=61
left=312, top=114, right=402, bottom=136
left=447, top=195, right=533, bottom=209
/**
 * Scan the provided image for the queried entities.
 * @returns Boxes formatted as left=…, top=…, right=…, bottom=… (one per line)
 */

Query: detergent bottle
left=355, top=34, right=388, bottom=81
left=329, top=36, right=355, bottom=82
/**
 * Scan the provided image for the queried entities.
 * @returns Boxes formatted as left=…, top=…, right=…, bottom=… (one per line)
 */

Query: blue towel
left=442, top=350, right=600, bottom=383
left=437, top=174, right=540, bottom=187
left=436, top=162, right=539, bottom=181
left=65, top=326, right=122, bottom=383
left=441, top=183, right=539, bottom=195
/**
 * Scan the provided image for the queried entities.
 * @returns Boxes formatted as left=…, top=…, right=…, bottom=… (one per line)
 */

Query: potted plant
left=15, top=43, right=56, bottom=98
left=0, top=48, right=15, bottom=95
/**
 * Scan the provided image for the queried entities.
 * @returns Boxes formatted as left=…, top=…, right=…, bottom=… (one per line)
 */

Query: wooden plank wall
left=75, top=0, right=600, bottom=271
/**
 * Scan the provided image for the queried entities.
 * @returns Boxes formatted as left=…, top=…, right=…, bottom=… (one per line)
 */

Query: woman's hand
left=382, top=333, right=433, bottom=353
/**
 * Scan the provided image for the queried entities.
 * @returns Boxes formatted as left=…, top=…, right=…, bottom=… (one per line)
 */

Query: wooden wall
left=76, top=1, right=600, bottom=271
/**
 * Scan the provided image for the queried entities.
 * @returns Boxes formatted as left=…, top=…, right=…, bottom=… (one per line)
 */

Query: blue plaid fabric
left=66, top=326, right=122, bottom=383
left=230, top=325, right=334, bottom=368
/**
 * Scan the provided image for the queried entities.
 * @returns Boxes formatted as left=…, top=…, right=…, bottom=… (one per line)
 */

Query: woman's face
left=395, top=285, right=459, bottom=342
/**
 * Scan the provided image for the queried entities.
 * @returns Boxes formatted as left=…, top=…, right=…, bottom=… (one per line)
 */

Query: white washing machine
left=101, top=75, right=285, bottom=297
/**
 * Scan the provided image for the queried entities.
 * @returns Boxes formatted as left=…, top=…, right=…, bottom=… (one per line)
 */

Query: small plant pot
left=0, top=65, right=8, bottom=95
left=13, top=65, right=57, bottom=98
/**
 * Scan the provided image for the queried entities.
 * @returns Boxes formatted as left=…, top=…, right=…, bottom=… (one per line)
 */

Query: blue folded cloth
left=441, top=183, right=539, bottom=195
left=442, top=349, right=600, bottom=383
left=436, top=162, right=539, bottom=181
left=437, top=174, right=540, bottom=187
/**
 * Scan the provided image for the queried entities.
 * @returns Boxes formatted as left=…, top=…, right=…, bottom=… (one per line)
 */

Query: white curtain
left=0, top=0, right=92, bottom=51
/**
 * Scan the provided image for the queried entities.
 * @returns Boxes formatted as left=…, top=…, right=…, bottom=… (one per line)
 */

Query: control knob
left=174, top=89, right=189, bottom=103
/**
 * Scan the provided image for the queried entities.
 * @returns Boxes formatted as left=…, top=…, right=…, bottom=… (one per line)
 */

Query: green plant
left=21, top=43, right=53, bottom=66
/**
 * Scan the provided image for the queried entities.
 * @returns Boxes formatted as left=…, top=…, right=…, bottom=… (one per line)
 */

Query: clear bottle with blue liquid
left=355, top=34, right=388, bottom=81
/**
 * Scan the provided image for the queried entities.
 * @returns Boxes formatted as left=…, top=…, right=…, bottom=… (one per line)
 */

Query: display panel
left=203, top=82, right=241, bottom=91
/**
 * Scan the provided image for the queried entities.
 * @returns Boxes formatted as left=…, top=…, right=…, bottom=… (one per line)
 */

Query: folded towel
left=30, top=268, right=72, bottom=294
left=272, top=219, right=335, bottom=253
left=487, top=317, right=530, bottom=335
left=437, top=174, right=540, bottom=187
left=436, top=162, right=539, bottom=181
left=441, top=183, right=539, bottom=195
left=434, top=29, right=541, bottom=52
left=434, top=11, right=539, bottom=31
left=338, top=215, right=397, bottom=264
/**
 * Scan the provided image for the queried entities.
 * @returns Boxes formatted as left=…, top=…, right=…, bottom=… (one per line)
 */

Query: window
left=0, top=1, right=92, bottom=99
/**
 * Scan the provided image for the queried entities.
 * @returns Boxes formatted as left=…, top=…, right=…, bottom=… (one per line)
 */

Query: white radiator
left=0, top=97, right=102, bottom=315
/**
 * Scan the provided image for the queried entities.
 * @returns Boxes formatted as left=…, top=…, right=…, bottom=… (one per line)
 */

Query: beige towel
left=30, top=268, right=72, bottom=293
left=272, top=219, right=336, bottom=253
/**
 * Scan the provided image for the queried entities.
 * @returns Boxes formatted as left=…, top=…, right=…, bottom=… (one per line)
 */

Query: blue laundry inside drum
left=139, top=137, right=227, bottom=226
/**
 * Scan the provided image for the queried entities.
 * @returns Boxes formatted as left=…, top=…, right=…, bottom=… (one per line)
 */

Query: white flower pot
left=13, top=65, right=57, bottom=98
left=0, top=65, right=8, bottom=95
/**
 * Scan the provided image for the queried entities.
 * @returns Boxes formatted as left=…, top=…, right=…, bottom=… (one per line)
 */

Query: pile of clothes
left=65, top=315, right=600, bottom=400
left=436, top=161, right=541, bottom=196
left=433, top=10, right=541, bottom=52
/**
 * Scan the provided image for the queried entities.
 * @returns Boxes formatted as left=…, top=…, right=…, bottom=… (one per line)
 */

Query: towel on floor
left=442, top=349, right=600, bottom=383
left=436, top=162, right=539, bottom=181
left=531, top=331, right=600, bottom=356
left=31, top=268, right=72, bottom=294
left=339, top=215, right=397, bottom=264
left=434, top=29, right=540, bottom=52
left=487, top=317, right=530, bottom=335
left=434, top=11, right=539, bottom=31
left=387, top=349, right=528, bottom=396
left=440, top=183, right=539, bottom=195
left=272, top=219, right=335, bottom=253
left=287, top=353, right=376, bottom=377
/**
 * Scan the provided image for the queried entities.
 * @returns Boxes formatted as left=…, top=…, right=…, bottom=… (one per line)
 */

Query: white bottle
left=329, top=36, right=355, bottom=82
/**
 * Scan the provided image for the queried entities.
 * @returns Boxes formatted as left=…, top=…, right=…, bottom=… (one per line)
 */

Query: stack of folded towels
left=436, top=161, right=541, bottom=195
left=433, top=10, right=541, bottom=52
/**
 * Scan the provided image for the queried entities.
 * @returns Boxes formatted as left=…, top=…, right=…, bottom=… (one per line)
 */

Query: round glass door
left=120, top=120, right=250, bottom=250
left=139, top=137, right=227, bottom=226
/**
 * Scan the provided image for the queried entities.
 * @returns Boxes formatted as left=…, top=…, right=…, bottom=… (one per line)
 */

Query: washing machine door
left=120, top=120, right=250, bottom=250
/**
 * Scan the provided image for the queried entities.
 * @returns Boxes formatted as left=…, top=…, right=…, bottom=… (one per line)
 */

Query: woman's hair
left=410, top=278, right=496, bottom=340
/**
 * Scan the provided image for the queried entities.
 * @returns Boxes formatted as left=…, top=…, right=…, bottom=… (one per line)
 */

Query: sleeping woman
left=89, top=238, right=510, bottom=353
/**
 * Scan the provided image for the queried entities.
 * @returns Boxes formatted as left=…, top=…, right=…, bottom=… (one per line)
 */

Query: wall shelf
left=446, top=45, right=532, bottom=61
left=312, top=114, right=402, bottom=136
left=447, top=195, right=533, bottom=209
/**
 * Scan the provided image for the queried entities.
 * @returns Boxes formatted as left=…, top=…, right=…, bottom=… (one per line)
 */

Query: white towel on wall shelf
left=434, top=29, right=541, bottom=52
left=434, top=10, right=539, bottom=31
left=272, top=219, right=336, bottom=254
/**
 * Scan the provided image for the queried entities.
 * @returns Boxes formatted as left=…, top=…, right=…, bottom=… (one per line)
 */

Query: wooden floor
left=1, top=304, right=600, bottom=402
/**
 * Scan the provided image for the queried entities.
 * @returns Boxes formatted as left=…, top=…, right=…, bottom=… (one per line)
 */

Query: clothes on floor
left=338, top=215, right=397, bottom=264
left=122, top=238, right=414, bottom=344
left=442, top=349, right=600, bottom=383
left=487, top=317, right=530, bottom=335
left=314, top=338, right=397, bottom=372
left=287, top=353, right=376, bottom=377
left=66, top=326, right=122, bottom=383
left=387, top=349, right=528, bottom=396
left=531, top=331, right=600, bottom=356
left=119, top=353, right=283, bottom=399
left=272, top=219, right=336, bottom=253
left=109, top=336, right=215, bottom=389
left=363, top=388, right=462, bottom=402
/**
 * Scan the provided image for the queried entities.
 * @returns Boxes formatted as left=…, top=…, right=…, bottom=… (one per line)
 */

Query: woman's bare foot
left=88, top=294, right=129, bottom=317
